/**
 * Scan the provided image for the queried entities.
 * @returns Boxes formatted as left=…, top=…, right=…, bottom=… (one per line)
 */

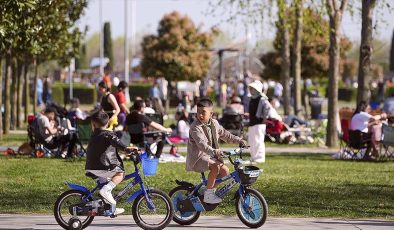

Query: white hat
left=248, top=80, right=268, bottom=99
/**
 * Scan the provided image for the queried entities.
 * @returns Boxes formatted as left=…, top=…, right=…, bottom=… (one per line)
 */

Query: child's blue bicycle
left=53, top=150, right=173, bottom=230
left=169, top=147, right=268, bottom=228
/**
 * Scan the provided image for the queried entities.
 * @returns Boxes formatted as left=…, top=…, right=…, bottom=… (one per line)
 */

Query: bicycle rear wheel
left=132, top=189, right=173, bottom=230
left=54, top=190, right=94, bottom=230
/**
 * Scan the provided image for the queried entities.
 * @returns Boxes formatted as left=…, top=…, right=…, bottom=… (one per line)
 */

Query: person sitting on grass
left=186, top=97, right=247, bottom=204
left=85, top=111, right=136, bottom=215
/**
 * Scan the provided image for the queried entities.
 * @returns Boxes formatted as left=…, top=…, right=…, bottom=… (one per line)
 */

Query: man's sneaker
left=203, top=189, right=222, bottom=204
left=114, top=208, right=125, bottom=215
left=99, top=188, right=116, bottom=205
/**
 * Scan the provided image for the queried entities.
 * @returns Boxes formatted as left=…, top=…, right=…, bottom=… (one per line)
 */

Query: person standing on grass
left=248, top=80, right=270, bottom=163
left=186, top=97, right=247, bottom=204
left=114, top=81, right=130, bottom=128
left=98, top=81, right=120, bottom=129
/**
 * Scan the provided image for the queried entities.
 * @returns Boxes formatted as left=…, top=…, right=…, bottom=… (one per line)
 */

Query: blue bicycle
left=169, top=147, right=268, bottom=228
left=54, top=150, right=173, bottom=230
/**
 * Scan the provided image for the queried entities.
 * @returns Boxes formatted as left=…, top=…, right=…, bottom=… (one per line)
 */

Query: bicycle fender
left=126, top=189, right=153, bottom=203
left=175, top=179, right=194, bottom=189
left=67, top=182, right=90, bottom=194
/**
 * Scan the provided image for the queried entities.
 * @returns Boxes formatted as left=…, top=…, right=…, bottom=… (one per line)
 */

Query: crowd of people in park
left=32, top=69, right=394, bottom=163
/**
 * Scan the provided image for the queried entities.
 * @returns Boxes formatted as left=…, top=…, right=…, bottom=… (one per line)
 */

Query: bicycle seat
left=85, top=172, right=98, bottom=179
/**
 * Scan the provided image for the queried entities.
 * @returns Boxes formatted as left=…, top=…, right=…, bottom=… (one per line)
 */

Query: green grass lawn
left=0, top=133, right=29, bottom=147
left=1, top=153, right=393, bottom=219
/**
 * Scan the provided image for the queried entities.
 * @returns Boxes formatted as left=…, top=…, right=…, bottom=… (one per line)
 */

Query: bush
left=385, top=86, right=394, bottom=98
left=323, top=87, right=357, bottom=101
left=52, top=83, right=97, bottom=105
left=338, top=87, right=357, bottom=101
left=129, top=83, right=152, bottom=101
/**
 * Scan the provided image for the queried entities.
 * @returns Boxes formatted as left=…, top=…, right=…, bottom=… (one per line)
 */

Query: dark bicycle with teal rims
left=54, top=149, right=173, bottom=230
left=169, top=147, right=268, bottom=228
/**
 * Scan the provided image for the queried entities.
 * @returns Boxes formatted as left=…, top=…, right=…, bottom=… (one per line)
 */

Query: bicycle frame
left=67, top=154, right=156, bottom=211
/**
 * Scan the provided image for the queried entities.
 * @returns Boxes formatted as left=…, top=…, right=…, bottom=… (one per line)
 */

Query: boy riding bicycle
left=85, top=111, right=136, bottom=215
left=186, top=98, right=247, bottom=204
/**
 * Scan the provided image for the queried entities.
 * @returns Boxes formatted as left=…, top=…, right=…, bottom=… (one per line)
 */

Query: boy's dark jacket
left=85, top=128, right=127, bottom=170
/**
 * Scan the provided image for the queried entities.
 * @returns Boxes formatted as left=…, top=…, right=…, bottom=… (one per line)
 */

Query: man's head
left=132, top=100, right=146, bottom=112
left=44, top=107, right=56, bottom=120
left=196, top=97, right=213, bottom=124
left=91, top=111, right=109, bottom=129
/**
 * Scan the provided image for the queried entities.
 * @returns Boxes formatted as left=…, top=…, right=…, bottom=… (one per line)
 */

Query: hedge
left=52, top=83, right=97, bottom=105
left=323, top=87, right=357, bottom=101
left=386, top=86, right=394, bottom=98
left=129, top=83, right=152, bottom=100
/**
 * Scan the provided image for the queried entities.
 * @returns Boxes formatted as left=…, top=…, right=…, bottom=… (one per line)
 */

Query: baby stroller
left=220, top=112, right=244, bottom=137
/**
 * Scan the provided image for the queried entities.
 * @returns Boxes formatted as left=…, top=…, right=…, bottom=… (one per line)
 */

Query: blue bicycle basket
left=142, top=157, right=159, bottom=176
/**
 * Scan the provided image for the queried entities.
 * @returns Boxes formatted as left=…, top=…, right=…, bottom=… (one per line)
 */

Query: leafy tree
left=0, top=0, right=87, bottom=133
left=103, top=22, right=114, bottom=69
left=261, top=10, right=351, bottom=81
left=141, top=11, right=213, bottom=82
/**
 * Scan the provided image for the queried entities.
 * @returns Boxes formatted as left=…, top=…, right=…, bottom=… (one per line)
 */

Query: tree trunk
left=4, top=54, right=12, bottom=134
left=326, top=0, right=347, bottom=147
left=0, top=58, right=3, bottom=139
left=390, top=29, right=394, bottom=71
left=302, top=80, right=309, bottom=118
left=10, top=58, right=17, bottom=130
left=292, top=0, right=303, bottom=117
left=24, top=60, right=30, bottom=122
left=357, top=0, right=376, bottom=104
left=16, top=61, right=24, bottom=128
left=278, top=0, right=291, bottom=115
left=33, top=58, right=38, bottom=115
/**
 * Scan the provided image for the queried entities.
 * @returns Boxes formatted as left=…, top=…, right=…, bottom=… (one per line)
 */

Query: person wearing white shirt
left=350, top=101, right=387, bottom=158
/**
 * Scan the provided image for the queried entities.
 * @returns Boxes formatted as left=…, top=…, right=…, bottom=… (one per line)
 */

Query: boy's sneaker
left=114, top=208, right=125, bottom=215
left=99, top=188, right=116, bottom=205
left=203, top=189, right=222, bottom=204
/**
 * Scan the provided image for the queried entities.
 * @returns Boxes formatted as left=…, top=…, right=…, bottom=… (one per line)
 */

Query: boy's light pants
left=248, top=124, right=266, bottom=162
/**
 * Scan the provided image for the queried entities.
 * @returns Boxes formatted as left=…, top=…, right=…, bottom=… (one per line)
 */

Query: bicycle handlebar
left=215, top=146, right=249, bottom=165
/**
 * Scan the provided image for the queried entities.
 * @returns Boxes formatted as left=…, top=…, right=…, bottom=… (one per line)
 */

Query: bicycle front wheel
left=132, top=189, right=173, bottom=230
left=235, top=188, right=268, bottom=228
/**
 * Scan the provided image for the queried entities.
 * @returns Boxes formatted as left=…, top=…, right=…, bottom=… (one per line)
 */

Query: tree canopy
left=0, top=0, right=87, bottom=65
left=141, top=11, right=213, bottom=82
left=261, top=9, right=352, bottom=81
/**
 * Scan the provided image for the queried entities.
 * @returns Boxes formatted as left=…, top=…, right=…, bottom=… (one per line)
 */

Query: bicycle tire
left=169, top=185, right=201, bottom=225
left=235, top=188, right=268, bottom=228
left=132, top=189, right=173, bottom=230
left=54, top=190, right=94, bottom=230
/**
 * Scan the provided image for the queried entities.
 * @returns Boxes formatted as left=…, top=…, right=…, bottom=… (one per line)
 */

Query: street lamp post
left=217, top=48, right=238, bottom=106
left=99, top=0, right=104, bottom=77
left=124, top=0, right=130, bottom=103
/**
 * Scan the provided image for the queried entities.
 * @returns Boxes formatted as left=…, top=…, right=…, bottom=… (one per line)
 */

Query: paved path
left=0, top=215, right=393, bottom=229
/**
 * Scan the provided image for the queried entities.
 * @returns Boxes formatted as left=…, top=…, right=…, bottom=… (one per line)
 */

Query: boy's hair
left=197, top=97, right=213, bottom=108
left=44, top=107, right=56, bottom=114
left=91, top=111, right=109, bottom=127
left=132, top=99, right=145, bottom=111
